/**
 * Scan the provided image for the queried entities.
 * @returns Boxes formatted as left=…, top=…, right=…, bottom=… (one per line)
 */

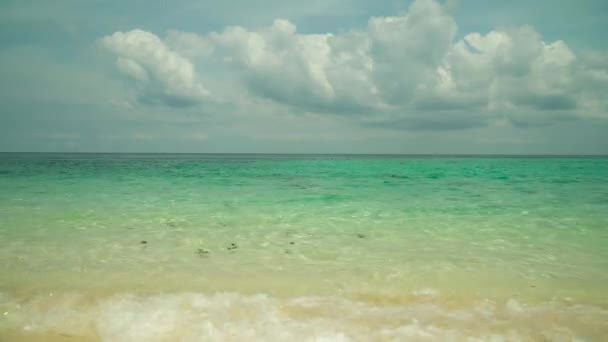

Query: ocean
left=1, top=153, right=607, bottom=340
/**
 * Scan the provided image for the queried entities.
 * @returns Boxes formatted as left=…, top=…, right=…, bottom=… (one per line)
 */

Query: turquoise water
left=1, top=154, right=607, bottom=340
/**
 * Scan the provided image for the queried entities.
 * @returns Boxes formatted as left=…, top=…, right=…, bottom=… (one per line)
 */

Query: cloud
left=100, top=0, right=608, bottom=128
left=101, top=29, right=209, bottom=107
left=199, top=0, right=456, bottom=116
left=134, top=132, right=209, bottom=142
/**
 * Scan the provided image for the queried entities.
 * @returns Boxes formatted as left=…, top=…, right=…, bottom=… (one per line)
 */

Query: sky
left=1, top=0, right=607, bottom=154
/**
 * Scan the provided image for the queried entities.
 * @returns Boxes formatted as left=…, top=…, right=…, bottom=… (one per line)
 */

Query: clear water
left=1, top=153, right=607, bottom=340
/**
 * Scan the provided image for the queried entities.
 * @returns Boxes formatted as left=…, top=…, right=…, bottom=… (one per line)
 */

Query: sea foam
left=1, top=291, right=606, bottom=341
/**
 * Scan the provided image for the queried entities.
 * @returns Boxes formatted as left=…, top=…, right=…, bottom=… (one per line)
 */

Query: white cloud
left=100, top=0, right=608, bottom=128
left=115, top=57, right=148, bottom=82
left=209, top=20, right=345, bottom=109
left=201, top=0, right=456, bottom=115
left=367, top=0, right=457, bottom=105
left=101, top=29, right=209, bottom=107
left=437, top=27, right=578, bottom=118
left=166, top=30, right=215, bottom=59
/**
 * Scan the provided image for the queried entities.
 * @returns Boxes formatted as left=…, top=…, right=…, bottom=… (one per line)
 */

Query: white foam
left=412, top=288, right=440, bottom=297
left=505, top=299, right=525, bottom=314
left=0, top=292, right=606, bottom=341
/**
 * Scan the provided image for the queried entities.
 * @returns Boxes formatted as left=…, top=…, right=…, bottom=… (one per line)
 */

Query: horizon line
left=1, top=152, right=607, bottom=157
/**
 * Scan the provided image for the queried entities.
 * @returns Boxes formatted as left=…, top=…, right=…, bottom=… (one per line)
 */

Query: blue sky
left=1, top=0, right=607, bottom=154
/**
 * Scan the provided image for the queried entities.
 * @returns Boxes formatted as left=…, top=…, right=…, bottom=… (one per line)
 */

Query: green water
left=1, top=154, right=607, bottom=340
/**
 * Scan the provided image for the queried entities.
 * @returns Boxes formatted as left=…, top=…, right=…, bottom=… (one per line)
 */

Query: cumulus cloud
left=101, top=29, right=209, bottom=107
left=100, top=0, right=608, bottom=128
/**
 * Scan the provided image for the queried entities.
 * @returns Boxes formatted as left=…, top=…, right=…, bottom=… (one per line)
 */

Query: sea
left=0, top=153, right=607, bottom=341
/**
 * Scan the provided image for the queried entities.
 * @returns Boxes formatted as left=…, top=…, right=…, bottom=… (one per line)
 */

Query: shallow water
left=1, top=154, right=607, bottom=340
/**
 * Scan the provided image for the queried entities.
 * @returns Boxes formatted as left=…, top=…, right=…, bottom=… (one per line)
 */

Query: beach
left=1, top=153, right=607, bottom=340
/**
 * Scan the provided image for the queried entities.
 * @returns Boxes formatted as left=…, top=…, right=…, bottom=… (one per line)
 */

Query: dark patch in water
left=447, top=181, right=471, bottom=186
left=321, top=194, right=342, bottom=201
left=591, top=195, right=608, bottom=204
left=551, top=178, right=579, bottom=184
left=518, top=188, right=537, bottom=194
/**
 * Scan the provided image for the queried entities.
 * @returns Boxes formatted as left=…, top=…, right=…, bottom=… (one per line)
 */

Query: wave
left=1, top=290, right=607, bottom=341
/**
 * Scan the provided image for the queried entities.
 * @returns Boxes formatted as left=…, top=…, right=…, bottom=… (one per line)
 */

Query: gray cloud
left=515, top=94, right=577, bottom=111
left=367, top=117, right=489, bottom=131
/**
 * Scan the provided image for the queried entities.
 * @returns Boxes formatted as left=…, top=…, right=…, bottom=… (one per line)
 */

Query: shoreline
left=2, top=289, right=607, bottom=341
